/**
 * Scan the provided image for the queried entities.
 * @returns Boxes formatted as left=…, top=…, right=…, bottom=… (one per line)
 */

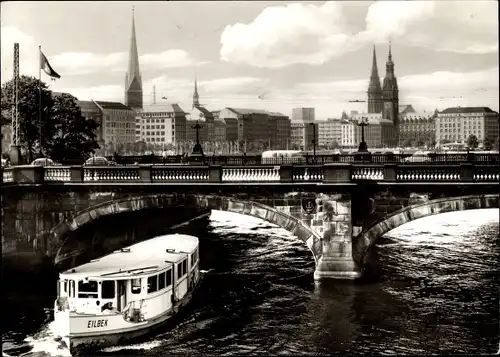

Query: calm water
left=2, top=209, right=499, bottom=356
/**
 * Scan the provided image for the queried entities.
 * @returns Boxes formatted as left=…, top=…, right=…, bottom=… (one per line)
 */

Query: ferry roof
left=60, top=234, right=199, bottom=280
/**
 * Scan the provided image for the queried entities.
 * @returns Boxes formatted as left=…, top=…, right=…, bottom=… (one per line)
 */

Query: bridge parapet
left=2, top=163, right=499, bottom=185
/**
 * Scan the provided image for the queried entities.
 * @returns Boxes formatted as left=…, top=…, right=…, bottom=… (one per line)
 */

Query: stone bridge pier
left=2, top=183, right=498, bottom=280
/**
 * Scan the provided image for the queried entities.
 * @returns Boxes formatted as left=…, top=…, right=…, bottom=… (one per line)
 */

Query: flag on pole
left=40, top=49, right=61, bottom=79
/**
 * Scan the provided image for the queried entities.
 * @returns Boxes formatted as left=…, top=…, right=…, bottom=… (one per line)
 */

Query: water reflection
left=2, top=209, right=499, bottom=356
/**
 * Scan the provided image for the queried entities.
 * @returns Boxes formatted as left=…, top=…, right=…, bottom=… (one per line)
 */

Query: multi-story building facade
left=217, top=108, right=291, bottom=151
left=267, top=112, right=291, bottom=150
left=291, top=107, right=317, bottom=150
left=77, top=100, right=104, bottom=143
left=187, top=106, right=213, bottom=143
left=400, top=111, right=436, bottom=147
left=435, top=107, right=499, bottom=146
left=93, top=101, right=136, bottom=148
left=292, top=107, right=315, bottom=123
left=317, top=118, right=342, bottom=148
left=138, top=104, right=186, bottom=145
left=340, top=119, right=357, bottom=148
left=347, top=113, right=397, bottom=148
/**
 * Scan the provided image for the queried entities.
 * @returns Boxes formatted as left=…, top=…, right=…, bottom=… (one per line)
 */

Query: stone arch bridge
left=3, top=182, right=498, bottom=280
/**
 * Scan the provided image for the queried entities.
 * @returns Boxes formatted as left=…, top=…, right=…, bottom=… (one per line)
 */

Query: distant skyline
left=1, top=1, right=498, bottom=119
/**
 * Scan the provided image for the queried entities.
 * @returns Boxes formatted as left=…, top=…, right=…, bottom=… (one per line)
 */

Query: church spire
left=125, top=6, right=143, bottom=109
left=370, top=45, right=380, bottom=81
left=367, top=45, right=383, bottom=114
left=193, top=76, right=200, bottom=108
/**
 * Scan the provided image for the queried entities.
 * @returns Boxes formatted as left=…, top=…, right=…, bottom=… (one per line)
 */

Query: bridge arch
left=50, top=193, right=322, bottom=266
left=353, top=194, right=499, bottom=266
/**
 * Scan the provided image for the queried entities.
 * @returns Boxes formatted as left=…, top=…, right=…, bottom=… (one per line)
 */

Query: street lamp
left=191, top=120, right=204, bottom=156
left=309, top=122, right=316, bottom=162
left=357, top=116, right=369, bottom=152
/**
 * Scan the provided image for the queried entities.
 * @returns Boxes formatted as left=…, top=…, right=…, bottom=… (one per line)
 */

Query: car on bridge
left=84, top=156, right=117, bottom=166
left=31, top=158, right=60, bottom=166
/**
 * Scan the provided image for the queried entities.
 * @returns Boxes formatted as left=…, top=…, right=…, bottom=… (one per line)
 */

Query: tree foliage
left=1, top=76, right=99, bottom=163
left=1, top=75, right=54, bottom=162
left=467, top=134, right=479, bottom=149
left=483, top=138, right=493, bottom=150
left=493, top=137, right=499, bottom=151
left=47, top=93, right=100, bottom=162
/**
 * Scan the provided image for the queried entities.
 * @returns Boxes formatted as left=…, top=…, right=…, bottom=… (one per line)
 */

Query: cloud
left=220, top=2, right=359, bottom=68
left=289, top=67, right=499, bottom=117
left=220, top=1, right=498, bottom=67
left=362, top=1, right=498, bottom=54
left=50, top=49, right=207, bottom=75
left=144, top=76, right=269, bottom=101
left=54, top=84, right=122, bottom=102
left=1, top=26, right=37, bottom=80
left=140, top=50, right=209, bottom=69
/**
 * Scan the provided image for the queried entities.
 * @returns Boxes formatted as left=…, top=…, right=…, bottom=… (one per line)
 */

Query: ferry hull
left=67, top=285, right=197, bottom=356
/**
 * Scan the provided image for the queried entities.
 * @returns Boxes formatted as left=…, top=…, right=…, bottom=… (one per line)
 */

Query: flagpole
left=38, top=45, right=43, bottom=158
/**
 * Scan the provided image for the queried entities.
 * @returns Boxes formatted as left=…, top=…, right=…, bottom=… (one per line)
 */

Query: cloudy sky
left=1, top=1, right=498, bottom=119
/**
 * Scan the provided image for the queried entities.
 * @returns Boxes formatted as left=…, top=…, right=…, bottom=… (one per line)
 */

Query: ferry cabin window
left=131, top=278, right=141, bottom=294
left=78, top=280, right=98, bottom=298
left=158, top=271, right=166, bottom=290
left=182, top=259, right=187, bottom=276
left=148, top=275, right=158, bottom=293
left=101, top=280, right=115, bottom=299
left=177, top=259, right=188, bottom=279
left=63, top=280, right=68, bottom=293
left=191, top=248, right=199, bottom=266
left=166, top=269, right=172, bottom=287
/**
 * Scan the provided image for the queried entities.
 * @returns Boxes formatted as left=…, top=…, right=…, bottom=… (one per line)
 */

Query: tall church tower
left=382, top=42, right=399, bottom=127
left=124, top=8, right=143, bottom=110
left=367, top=45, right=383, bottom=114
left=192, top=77, right=200, bottom=108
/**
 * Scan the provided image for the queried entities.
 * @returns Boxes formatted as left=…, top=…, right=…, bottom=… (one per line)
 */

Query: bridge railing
left=2, top=163, right=499, bottom=185
left=97, top=153, right=499, bottom=166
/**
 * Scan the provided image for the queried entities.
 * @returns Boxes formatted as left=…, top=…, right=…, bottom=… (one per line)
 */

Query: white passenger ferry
left=53, top=234, right=201, bottom=355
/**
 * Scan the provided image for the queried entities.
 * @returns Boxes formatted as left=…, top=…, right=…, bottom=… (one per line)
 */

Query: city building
left=365, top=43, right=399, bottom=146
left=399, top=104, right=416, bottom=115
left=291, top=108, right=317, bottom=150
left=124, top=9, right=143, bottom=111
left=94, top=101, right=136, bottom=147
left=139, top=104, right=187, bottom=146
left=267, top=112, right=291, bottom=150
left=400, top=111, right=436, bottom=147
left=349, top=113, right=396, bottom=148
left=186, top=79, right=227, bottom=143
left=340, top=119, right=357, bottom=148
left=435, top=107, right=499, bottom=146
left=77, top=100, right=104, bottom=143
left=218, top=108, right=290, bottom=151
left=317, top=118, right=342, bottom=149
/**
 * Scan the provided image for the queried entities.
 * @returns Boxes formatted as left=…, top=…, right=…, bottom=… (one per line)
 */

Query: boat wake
left=100, top=340, right=162, bottom=353
left=4, top=320, right=72, bottom=357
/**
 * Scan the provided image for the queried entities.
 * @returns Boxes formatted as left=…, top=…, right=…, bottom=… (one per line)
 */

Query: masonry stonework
left=2, top=183, right=498, bottom=280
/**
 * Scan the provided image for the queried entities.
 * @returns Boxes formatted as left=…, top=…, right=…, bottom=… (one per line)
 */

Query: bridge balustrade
left=351, top=166, right=385, bottom=180
left=292, top=166, right=324, bottom=182
left=89, top=153, right=500, bottom=166
left=221, top=166, right=281, bottom=182
left=2, top=162, right=499, bottom=185
left=396, top=165, right=461, bottom=181
left=83, top=166, right=141, bottom=182
left=152, top=165, right=210, bottom=182
left=45, top=167, right=72, bottom=182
